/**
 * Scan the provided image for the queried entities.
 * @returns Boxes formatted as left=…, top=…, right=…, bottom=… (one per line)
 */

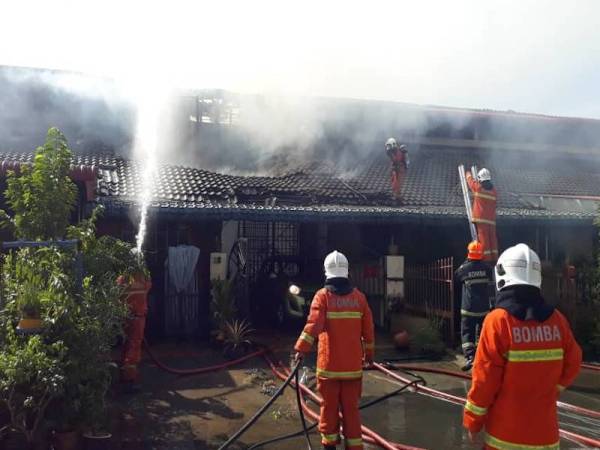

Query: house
left=2, top=94, right=599, bottom=342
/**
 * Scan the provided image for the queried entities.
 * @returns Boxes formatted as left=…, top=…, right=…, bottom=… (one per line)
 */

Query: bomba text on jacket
left=512, top=325, right=561, bottom=344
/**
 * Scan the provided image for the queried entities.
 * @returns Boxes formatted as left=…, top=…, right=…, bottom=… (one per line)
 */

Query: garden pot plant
left=210, top=279, right=236, bottom=346
left=223, top=319, right=254, bottom=360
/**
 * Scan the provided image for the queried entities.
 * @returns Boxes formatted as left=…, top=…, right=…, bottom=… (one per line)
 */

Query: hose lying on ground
left=374, top=362, right=600, bottom=449
left=582, top=362, right=600, bottom=372
left=382, top=362, right=600, bottom=420
left=142, top=338, right=266, bottom=375
left=265, top=355, right=425, bottom=450
left=247, top=376, right=424, bottom=449
left=217, top=362, right=309, bottom=450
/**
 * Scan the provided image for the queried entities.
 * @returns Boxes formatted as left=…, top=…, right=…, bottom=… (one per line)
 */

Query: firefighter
left=463, top=244, right=582, bottom=449
left=466, top=168, right=498, bottom=262
left=118, top=273, right=152, bottom=390
left=294, top=250, right=375, bottom=450
left=385, top=138, right=409, bottom=198
left=455, top=241, right=493, bottom=371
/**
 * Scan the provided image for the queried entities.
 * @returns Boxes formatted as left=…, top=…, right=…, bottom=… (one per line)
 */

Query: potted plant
left=0, top=333, right=66, bottom=450
left=223, top=319, right=254, bottom=360
left=14, top=277, right=44, bottom=333
left=210, top=279, right=236, bottom=345
left=48, top=396, right=80, bottom=450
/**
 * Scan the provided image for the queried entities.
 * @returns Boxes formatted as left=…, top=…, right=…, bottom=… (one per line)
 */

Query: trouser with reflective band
left=474, top=222, right=498, bottom=262
left=461, top=314, right=486, bottom=359
left=484, top=433, right=560, bottom=450
left=317, top=377, right=363, bottom=449
left=121, top=295, right=148, bottom=383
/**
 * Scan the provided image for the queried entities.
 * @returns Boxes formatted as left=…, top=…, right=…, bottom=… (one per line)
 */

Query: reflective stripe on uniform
left=464, top=400, right=487, bottom=416
left=506, top=348, right=564, bottom=362
left=321, top=433, right=340, bottom=444
left=484, top=433, right=559, bottom=450
left=300, top=332, right=314, bottom=345
left=326, top=311, right=362, bottom=319
left=461, top=309, right=488, bottom=317
left=464, top=278, right=489, bottom=286
left=473, top=192, right=497, bottom=201
left=472, top=218, right=497, bottom=226
left=346, top=437, right=363, bottom=447
left=317, top=368, right=363, bottom=379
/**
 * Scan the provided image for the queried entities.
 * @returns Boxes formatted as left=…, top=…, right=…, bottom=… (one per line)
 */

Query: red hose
left=386, top=363, right=600, bottom=420
left=582, top=362, right=600, bottom=372
left=374, top=363, right=600, bottom=449
left=264, top=355, right=423, bottom=450
left=143, top=340, right=266, bottom=375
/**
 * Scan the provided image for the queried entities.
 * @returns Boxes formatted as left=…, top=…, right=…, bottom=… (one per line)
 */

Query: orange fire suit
left=295, top=286, right=375, bottom=449
left=463, top=299, right=582, bottom=449
left=118, top=275, right=152, bottom=383
left=388, top=148, right=409, bottom=198
left=467, top=173, right=498, bottom=262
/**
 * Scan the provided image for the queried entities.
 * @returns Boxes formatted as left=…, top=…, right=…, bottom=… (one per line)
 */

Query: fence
left=405, top=257, right=455, bottom=343
left=350, top=259, right=386, bottom=327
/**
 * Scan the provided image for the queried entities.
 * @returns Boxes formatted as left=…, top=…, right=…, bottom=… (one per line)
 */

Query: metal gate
left=405, top=257, right=455, bottom=343
left=350, top=259, right=386, bottom=327
left=228, top=221, right=301, bottom=316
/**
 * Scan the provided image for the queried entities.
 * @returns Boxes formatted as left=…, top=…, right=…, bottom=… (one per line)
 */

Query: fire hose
left=216, top=360, right=313, bottom=450
left=582, top=362, right=600, bottom=372
left=264, top=355, right=424, bottom=450
left=141, top=343, right=599, bottom=448
left=142, top=338, right=266, bottom=375
left=373, top=362, right=600, bottom=449
left=382, top=362, right=600, bottom=420
left=247, top=372, right=424, bottom=449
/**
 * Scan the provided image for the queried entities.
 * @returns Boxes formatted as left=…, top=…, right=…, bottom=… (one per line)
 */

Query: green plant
left=0, top=127, right=76, bottom=240
left=411, top=306, right=446, bottom=356
left=0, top=128, right=136, bottom=443
left=0, top=332, right=66, bottom=445
left=210, top=279, right=236, bottom=331
left=223, top=319, right=254, bottom=354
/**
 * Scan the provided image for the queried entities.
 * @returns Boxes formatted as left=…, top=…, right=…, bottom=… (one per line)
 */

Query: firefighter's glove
left=294, top=352, right=305, bottom=363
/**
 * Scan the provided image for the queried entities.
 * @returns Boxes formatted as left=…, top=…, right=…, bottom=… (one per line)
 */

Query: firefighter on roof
left=466, top=168, right=498, bottom=261
left=294, top=250, right=375, bottom=450
left=463, top=243, right=582, bottom=449
left=385, top=138, right=409, bottom=199
left=455, top=241, right=493, bottom=371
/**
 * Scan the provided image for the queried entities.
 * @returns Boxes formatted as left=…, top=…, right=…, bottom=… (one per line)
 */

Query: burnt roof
left=1, top=146, right=598, bottom=223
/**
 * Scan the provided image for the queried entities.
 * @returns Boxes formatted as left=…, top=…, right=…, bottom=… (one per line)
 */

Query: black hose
left=217, top=363, right=300, bottom=450
left=295, top=367, right=314, bottom=450
left=247, top=378, right=423, bottom=449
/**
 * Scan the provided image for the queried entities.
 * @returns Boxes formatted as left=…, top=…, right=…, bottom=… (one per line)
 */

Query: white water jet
left=130, top=88, right=169, bottom=254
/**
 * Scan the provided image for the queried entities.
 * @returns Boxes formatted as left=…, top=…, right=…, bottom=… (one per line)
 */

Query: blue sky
left=2, top=0, right=600, bottom=118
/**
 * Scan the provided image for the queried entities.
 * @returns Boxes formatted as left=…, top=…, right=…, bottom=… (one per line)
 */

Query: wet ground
left=111, top=334, right=600, bottom=450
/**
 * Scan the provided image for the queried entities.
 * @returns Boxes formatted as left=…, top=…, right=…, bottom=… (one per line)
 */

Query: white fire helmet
left=324, top=250, right=349, bottom=279
left=385, top=138, right=398, bottom=151
left=477, top=168, right=492, bottom=182
left=495, top=243, right=542, bottom=291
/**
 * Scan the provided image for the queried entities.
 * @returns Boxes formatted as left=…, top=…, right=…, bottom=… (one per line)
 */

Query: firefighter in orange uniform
left=295, top=251, right=375, bottom=450
left=463, top=244, right=582, bottom=449
left=466, top=168, right=498, bottom=262
left=385, top=138, right=409, bottom=199
left=118, top=273, right=152, bottom=389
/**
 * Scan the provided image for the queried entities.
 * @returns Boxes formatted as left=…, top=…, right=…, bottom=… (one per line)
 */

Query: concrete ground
left=109, top=332, right=600, bottom=450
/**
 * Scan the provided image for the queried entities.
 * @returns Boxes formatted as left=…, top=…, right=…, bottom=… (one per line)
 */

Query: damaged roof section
left=1, top=145, right=599, bottom=222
